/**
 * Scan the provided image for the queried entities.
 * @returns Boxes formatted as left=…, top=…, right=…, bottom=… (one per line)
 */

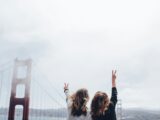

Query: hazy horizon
left=0, top=0, right=160, bottom=110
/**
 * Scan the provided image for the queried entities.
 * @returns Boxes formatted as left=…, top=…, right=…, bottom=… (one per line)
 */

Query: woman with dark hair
left=90, top=70, right=118, bottom=120
left=64, top=83, right=90, bottom=120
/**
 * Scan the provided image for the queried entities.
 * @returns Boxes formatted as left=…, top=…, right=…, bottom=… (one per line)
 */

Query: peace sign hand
left=112, top=70, right=117, bottom=87
left=64, top=83, right=69, bottom=91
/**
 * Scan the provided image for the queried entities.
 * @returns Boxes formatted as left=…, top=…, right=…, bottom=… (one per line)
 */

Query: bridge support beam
left=8, top=59, right=32, bottom=120
left=117, top=99, right=123, bottom=120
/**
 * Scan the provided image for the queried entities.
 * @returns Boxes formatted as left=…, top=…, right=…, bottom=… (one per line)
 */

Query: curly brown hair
left=90, top=91, right=110, bottom=119
left=70, top=88, right=89, bottom=116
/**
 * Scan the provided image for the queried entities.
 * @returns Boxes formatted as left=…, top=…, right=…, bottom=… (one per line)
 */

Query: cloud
left=0, top=0, right=160, bottom=109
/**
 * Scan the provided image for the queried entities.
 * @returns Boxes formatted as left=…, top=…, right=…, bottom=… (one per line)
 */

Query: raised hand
left=64, top=83, right=69, bottom=91
left=112, top=70, right=117, bottom=87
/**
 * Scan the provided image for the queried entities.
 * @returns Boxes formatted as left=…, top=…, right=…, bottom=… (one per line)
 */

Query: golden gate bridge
left=0, top=58, right=123, bottom=120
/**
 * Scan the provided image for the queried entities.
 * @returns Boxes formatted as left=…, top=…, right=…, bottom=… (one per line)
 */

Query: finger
left=114, top=70, right=117, bottom=74
left=112, top=70, right=113, bottom=75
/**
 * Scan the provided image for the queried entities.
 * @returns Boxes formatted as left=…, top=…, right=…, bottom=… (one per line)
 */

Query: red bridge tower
left=8, top=59, right=32, bottom=120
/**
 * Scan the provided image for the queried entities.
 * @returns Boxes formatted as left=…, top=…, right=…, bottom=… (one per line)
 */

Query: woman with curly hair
left=64, top=83, right=90, bottom=120
left=90, top=70, right=118, bottom=120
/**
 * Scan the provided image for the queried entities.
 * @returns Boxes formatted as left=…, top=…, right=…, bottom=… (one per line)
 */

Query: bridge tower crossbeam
left=8, top=59, right=32, bottom=120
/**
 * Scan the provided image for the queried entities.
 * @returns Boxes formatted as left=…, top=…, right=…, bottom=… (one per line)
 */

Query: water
left=0, top=115, right=66, bottom=120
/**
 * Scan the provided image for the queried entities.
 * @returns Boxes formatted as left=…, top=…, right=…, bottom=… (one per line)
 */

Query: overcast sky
left=0, top=0, right=160, bottom=110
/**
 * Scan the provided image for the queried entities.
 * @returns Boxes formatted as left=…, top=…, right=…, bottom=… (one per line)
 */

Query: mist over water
left=0, top=0, right=160, bottom=118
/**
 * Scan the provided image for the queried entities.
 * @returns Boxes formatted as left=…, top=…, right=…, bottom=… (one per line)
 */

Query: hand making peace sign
left=64, top=83, right=69, bottom=91
left=112, top=70, right=117, bottom=88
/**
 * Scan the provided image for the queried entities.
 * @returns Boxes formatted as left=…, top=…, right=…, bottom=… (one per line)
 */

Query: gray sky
left=0, top=0, right=160, bottom=110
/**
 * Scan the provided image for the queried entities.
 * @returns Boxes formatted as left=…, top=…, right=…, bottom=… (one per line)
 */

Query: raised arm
left=64, top=83, right=69, bottom=98
left=112, top=70, right=116, bottom=88
left=64, top=83, right=71, bottom=106
left=111, top=70, right=118, bottom=106
left=64, top=83, right=74, bottom=108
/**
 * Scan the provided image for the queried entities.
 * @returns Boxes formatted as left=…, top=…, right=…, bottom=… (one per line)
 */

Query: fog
left=0, top=0, right=160, bottom=109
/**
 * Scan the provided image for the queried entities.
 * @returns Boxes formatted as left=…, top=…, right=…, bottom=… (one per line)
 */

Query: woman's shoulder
left=69, top=113, right=92, bottom=120
left=68, top=111, right=91, bottom=120
left=107, top=102, right=115, bottom=110
left=80, top=111, right=92, bottom=120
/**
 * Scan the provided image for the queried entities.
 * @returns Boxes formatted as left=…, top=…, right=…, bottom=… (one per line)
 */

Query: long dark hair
left=91, top=91, right=110, bottom=120
left=70, top=88, right=89, bottom=116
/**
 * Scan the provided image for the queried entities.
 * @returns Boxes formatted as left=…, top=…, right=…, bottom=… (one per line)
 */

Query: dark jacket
left=93, top=87, right=118, bottom=120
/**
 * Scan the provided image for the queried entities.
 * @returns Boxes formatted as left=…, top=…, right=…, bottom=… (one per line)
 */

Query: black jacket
left=93, top=87, right=118, bottom=120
